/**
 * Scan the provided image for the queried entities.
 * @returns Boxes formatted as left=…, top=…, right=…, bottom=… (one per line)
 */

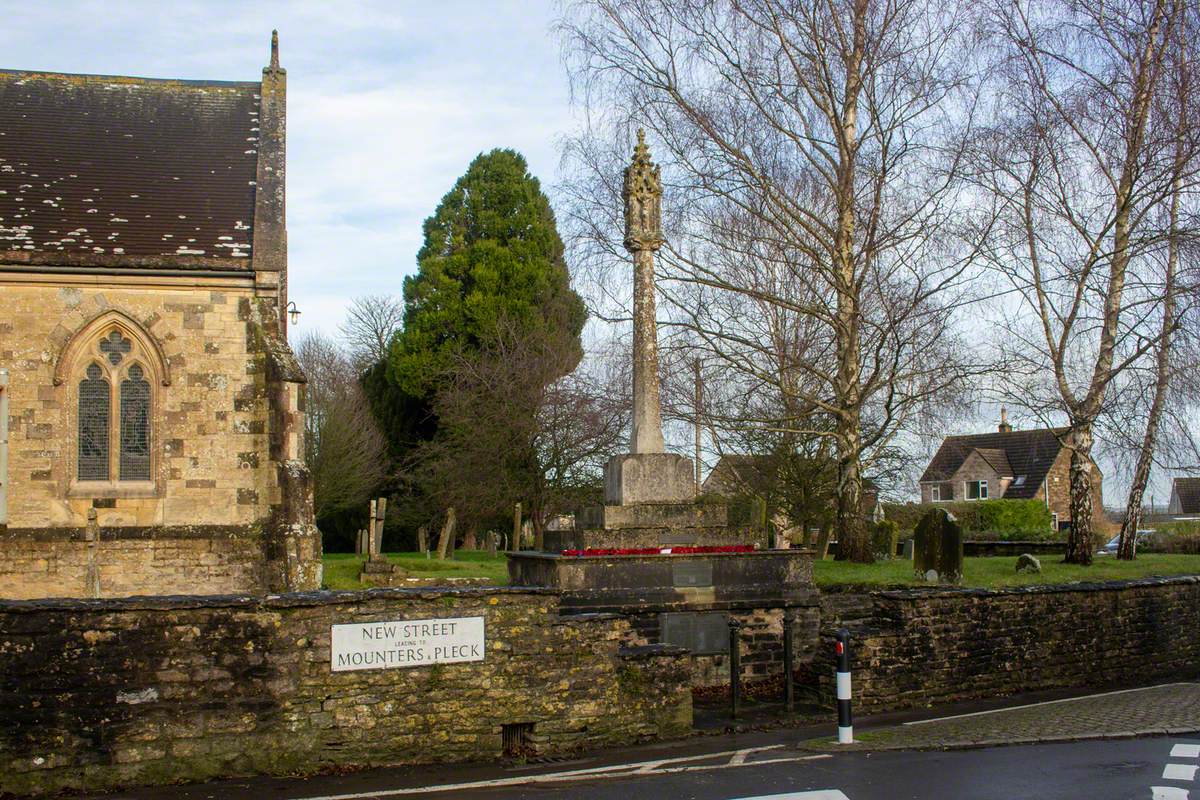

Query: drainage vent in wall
left=502, top=722, right=536, bottom=757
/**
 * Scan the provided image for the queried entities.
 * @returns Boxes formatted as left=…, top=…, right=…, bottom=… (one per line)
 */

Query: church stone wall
left=0, top=274, right=289, bottom=598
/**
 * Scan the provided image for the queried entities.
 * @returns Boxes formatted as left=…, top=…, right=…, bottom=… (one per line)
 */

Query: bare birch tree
left=974, top=0, right=1198, bottom=564
left=559, top=0, right=989, bottom=561
left=1116, top=31, right=1199, bottom=558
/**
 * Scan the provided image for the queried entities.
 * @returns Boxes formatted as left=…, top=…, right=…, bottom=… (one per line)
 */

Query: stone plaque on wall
left=331, top=616, right=485, bottom=672
left=660, top=611, right=727, bottom=654
left=672, top=561, right=713, bottom=587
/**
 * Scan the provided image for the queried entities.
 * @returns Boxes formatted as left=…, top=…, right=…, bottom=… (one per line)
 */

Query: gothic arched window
left=73, top=328, right=157, bottom=485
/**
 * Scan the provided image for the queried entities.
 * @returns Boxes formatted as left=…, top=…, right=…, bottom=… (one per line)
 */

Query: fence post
left=836, top=628, right=853, bottom=744
left=783, top=609, right=796, bottom=712
left=728, top=616, right=742, bottom=719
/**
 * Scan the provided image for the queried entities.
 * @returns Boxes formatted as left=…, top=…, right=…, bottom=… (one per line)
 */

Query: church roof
left=0, top=69, right=261, bottom=270
left=920, top=427, right=1068, bottom=500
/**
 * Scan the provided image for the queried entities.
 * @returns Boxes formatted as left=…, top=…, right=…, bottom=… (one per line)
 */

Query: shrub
left=1142, top=531, right=1200, bottom=554
left=881, top=499, right=1055, bottom=540
left=871, top=519, right=901, bottom=558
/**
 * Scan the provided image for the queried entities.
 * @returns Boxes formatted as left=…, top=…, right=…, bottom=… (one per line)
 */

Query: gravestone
left=913, top=508, right=963, bottom=584
left=417, top=526, right=428, bottom=554
left=1016, top=553, right=1042, bottom=574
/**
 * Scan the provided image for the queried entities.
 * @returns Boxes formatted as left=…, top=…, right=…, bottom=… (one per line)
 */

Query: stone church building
left=0, top=35, right=321, bottom=598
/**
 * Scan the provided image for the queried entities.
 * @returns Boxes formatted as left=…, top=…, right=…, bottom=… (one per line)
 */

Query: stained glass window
left=119, top=364, right=151, bottom=481
left=78, top=363, right=110, bottom=481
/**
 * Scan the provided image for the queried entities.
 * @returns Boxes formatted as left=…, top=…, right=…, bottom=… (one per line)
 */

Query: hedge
left=882, top=499, right=1056, bottom=540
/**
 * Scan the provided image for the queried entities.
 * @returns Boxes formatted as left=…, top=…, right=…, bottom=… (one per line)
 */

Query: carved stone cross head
left=623, top=129, right=664, bottom=252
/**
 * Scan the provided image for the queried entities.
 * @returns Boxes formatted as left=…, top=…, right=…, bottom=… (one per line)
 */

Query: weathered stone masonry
left=812, top=576, right=1200, bottom=711
left=0, top=588, right=691, bottom=796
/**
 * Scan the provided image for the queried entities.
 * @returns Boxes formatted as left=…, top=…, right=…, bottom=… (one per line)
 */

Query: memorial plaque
left=660, top=612, right=728, bottom=654
left=672, top=561, right=713, bottom=587
left=331, top=616, right=485, bottom=672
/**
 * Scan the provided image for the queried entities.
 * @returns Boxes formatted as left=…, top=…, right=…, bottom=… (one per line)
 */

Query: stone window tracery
left=73, top=328, right=157, bottom=485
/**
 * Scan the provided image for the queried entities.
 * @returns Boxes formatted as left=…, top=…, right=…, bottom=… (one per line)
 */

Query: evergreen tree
left=390, top=148, right=586, bottom=397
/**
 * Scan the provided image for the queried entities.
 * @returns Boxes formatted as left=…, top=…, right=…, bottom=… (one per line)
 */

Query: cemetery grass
left=813, top=554, right=1200, bottom=589
left=322, top=551, right=509, bottom=590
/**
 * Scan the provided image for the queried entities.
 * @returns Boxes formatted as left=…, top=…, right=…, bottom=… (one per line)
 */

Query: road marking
left=1151, top=788, right=1190, bottom=800
left=1172, top=745, right=1200, bottom=759
left=288, top=747, right=832, bottom=800
left=903, top=683, right=1197, bottom=726
left=729, top=748, right=753, bottom=765
left=1163, top=764, right=1199, bottom=781
left=729, top=793, right=851, bottom=800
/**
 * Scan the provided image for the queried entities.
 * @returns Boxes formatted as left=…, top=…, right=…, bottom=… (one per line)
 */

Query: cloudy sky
left=1, top=0, right=574, bottom=337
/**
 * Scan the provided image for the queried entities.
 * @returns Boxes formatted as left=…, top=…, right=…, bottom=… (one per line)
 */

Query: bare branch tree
left=974, top=0, right=1199, bottom=563
left=338, top=294, right=404, bottom=372
left=295, top=332, right=388, bottom=525
left=559, top=0, right=991, bottom=561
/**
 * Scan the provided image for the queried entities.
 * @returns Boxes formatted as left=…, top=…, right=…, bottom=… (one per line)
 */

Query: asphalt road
left=87, top=734, right=1199, bottom=800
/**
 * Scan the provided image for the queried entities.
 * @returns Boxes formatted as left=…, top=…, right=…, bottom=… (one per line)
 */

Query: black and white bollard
left=835, top=628, right=853, bottom=744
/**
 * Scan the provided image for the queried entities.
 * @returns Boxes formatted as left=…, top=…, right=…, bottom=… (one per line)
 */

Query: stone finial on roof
left=623, top=128, right=664, bottom=252
left=269, top=30, right=281, bottom=72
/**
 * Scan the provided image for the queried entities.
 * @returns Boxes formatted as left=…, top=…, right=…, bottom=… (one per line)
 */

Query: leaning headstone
left=1016, top=553, right=1042, bottom=574
left=913, top=508, right=963, bottom=584
left=437, top=507, right=456, bottom=560
left=417, top=525, right=428, bottom=554
left=487, top=530, right=498, bottom=558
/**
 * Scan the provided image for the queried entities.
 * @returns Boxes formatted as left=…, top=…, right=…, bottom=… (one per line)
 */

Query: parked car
left=1097, top=530, right=1154, bottom=555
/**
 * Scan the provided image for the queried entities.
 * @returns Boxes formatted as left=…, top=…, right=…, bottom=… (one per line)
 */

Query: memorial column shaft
left=631, top=247, right=665, bottom=454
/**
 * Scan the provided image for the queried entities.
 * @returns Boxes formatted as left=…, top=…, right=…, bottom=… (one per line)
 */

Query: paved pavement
left=801, top=681, right=1200, bottom=751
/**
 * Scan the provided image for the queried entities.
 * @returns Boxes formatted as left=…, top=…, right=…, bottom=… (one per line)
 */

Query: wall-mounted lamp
left=286, top=301, right=301, bottom=326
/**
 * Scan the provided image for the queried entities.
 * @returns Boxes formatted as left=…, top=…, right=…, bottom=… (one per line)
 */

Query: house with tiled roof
left=919, top=410, right=1102, bottom=530
left=0, top=34, right=321, bottom=599
left=1168, top=477, right=1200, bottom=517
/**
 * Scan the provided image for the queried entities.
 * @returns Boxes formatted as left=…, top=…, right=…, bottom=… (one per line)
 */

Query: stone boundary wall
left=811, top=576, right=1200, bottom=711
left=0, top=588, right=691, bottom=796
left=0, top=526, right=267, bottom=598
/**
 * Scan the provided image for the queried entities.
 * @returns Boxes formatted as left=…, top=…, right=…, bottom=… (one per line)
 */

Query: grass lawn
left=322, top=551, right=509, bottom=590
left=813, top=553, right=1200, bottom=589
left=320, top=551, right=1200, bottom=591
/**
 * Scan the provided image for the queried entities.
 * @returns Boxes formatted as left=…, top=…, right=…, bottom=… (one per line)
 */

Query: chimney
left=998, top=407, right=1013, bottom=433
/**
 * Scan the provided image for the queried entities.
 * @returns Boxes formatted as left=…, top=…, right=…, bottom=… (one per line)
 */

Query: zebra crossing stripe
left=1151, top=788, right=1189, bottom=800
left=1163, top=764, right=1199, bottom=782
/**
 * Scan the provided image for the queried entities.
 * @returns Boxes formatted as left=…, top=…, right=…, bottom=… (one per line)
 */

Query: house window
left=74, top=329, right=155, bottom=485
left=1051, top=512, right=1059, bottom=529
left=930, top=484, right=941, bottom=502
left=967, top=480, right=988, bottom=500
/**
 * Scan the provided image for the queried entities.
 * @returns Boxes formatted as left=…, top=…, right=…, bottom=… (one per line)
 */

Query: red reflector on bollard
left=835, top=641, right=844, bottom=655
